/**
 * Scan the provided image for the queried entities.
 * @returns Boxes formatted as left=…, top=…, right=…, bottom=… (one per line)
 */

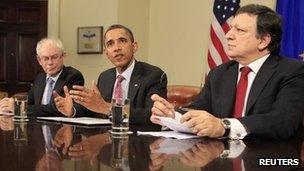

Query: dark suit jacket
left=193, top=55, right=304, bottom=139
left=76, top=61, right=167, bottom=125
left=28, top=66, right=84, bottom=117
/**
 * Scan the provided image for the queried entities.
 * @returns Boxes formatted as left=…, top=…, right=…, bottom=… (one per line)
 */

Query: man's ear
left=62, top=52, right=67, bottom=59
left=258, top=33, right=271, bottom=51
left=36, top=56, right=43, bottom=66
left=132, top=42, right=138, bottom=53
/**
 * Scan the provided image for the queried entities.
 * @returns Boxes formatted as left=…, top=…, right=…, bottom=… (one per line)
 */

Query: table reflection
left=1, top=119, right=304, bottom=171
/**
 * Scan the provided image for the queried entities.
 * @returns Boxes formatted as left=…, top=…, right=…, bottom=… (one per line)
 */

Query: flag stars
left=217, top=5, right=221, bottom=9
left=222, top=14, right=226, bottom=18
left=231, top=7, right=234, bottom=11
left=224, top=6, right=227, bottom=10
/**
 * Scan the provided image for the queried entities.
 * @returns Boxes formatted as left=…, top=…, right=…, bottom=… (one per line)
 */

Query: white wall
left=48, top=0, right=276, bottom=87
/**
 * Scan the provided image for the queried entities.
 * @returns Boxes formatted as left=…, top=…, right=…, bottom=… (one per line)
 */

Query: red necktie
left=232, top=158, right=242, bottom=171
left=113, top=75, right=125, bottom=100
left=233, top=66, right=251, bottom=118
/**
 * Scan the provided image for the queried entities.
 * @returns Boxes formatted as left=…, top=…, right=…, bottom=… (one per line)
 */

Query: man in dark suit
left=54, top=24, right=167, bottom=124
left=0, top=38, right=84, bottom=116
left=151, top=4, right=304, bottom=139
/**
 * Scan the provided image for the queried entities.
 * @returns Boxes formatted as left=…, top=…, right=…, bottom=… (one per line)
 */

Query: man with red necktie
left=150, top=4, right=304, bottom=139
left=54, top=24, right=167, bottom=125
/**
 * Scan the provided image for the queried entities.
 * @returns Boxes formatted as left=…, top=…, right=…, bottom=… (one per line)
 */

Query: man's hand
left=53, top=124, right=73, bottom=154
left=180, top=140, right=224, bottom=167
left=181, top=110, right=225, bottom=138
left=0, top=98, right=14, bottom=113
left=53, top=86, right=74, bottom=117
left=150, top=94, right=175, bottom=125
left=69, top=80, right=111, bottom=114
left=68, top=132, right=111, bottom=166
left=149, top=138, right=171, bottom=171
left=0, top=116, right=14, bottom=131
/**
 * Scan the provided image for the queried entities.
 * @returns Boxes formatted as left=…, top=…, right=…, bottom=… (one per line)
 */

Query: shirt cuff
left=227, top=118, right=248, bottom=139
left=71, top=106, right=76, bottom=117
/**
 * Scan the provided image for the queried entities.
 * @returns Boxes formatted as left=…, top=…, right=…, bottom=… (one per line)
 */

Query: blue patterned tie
left=44, top=77, right=55, bottom=105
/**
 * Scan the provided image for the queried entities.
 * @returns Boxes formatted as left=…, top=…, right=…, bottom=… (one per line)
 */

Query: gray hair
left=36, top=38, right=65, bottom=56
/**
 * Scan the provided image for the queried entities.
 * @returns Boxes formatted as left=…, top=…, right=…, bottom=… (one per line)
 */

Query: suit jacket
left=193, top=55, right=304, bottom=139
left=76, top=61, right=167, bottom=125
left=28, top=66, right=84, bottom=117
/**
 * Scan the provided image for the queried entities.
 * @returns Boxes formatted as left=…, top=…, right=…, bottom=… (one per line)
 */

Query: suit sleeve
left=129, top=70, right=167, bottom=125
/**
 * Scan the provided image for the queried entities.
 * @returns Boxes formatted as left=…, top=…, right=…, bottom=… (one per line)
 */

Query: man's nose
left=113, top=42, right=122, bottom=51
left=225, top=29, right=234, bottom=40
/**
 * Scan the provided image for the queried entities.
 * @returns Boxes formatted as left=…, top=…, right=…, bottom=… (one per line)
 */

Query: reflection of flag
left=276, top=0, right=304, bottom=60
left=207, top=0, right=240, bottom=73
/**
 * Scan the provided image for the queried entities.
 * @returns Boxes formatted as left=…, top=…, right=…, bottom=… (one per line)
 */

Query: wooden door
left=0, top=0, right=47, bottom=96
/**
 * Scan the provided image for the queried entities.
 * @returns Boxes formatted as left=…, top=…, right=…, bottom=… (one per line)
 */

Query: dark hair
left=236, top=4, right=282, bottom=54
left=104, top=24, right=134, bottom=44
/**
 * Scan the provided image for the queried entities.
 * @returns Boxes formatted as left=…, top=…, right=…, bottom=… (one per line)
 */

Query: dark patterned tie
left=233, top=66, right=251, bottom=118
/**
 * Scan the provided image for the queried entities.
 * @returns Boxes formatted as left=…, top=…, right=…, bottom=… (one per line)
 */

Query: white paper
left=37, top=117, right=111, bottom=125
left=154, top=139, right=201, bottom=154
left=137, top=131, right=198, bottom=139
left=156, top=116, right=193, bottom=133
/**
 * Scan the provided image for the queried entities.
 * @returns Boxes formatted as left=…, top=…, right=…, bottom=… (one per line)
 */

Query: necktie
left=113, top=75, right=125, bottom=100
left=43, top=77, right=55, bottom=105
left=232, top=158, right=242, bottom=171
left=233, top=66, right=251, bottom=118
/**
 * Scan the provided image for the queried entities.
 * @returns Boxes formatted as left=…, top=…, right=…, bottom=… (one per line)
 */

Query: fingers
left=151, top=94, right=174, bottom=109
left=152, top=99, right=175, bottom=117
left=63, top=86, right=70, bottom=97
left=52, top=90, right=60, bottom=98
left=150, top=114, right=162, bottom=125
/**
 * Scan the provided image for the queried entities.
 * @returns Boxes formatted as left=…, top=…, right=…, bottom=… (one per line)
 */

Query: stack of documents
left=138, top=116, right=199, bottom=139
left=37, top=117, right=111, bottom=125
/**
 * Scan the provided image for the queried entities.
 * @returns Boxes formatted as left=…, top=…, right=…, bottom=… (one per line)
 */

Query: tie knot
left=47, top=77, right=54, bottom=85
left=116, top=75, right=125, bottom=83
left=240, top=66, right=251, bottom=77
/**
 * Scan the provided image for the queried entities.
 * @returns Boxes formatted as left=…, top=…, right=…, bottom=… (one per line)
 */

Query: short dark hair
left=104, top=24, right=134, bottom=44
left=236, top=4, right=282, bottom=54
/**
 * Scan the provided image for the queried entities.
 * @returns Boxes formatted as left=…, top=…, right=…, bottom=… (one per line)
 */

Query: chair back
left=167, top=85, right=201, bottom=108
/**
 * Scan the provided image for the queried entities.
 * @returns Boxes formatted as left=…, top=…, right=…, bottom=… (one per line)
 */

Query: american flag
left=207, top=0, right=240, bottom=73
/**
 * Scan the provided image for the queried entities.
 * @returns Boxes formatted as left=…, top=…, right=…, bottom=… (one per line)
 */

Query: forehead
left=231, top=13, right=257, bottom=29
left=39, top=41, right=60, bottom=55
left=105, top=28, right=130, bottom=41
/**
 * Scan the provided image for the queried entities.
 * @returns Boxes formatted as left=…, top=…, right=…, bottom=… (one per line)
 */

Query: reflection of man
left=149, top=138, right=224, bottom=169
left=0, top=38, right=84, bottom=117
left=151, top=4, right=304, bottom=139
left=55, top=24, right=167, bottom=124
left=0, top=116, right=14, bottom=131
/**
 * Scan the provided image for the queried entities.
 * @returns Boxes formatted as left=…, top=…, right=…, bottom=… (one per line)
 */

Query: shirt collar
left=46, top=69, right=63, bottom=83
left=116, top=59, right=135, bottom=82
left=238, top=54, right=270, bottom=74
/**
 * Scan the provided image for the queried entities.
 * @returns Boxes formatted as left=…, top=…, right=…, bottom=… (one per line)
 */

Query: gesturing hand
left=70, top=80, right=111, bottom=114
left=53, top=86, right=74, bottom=117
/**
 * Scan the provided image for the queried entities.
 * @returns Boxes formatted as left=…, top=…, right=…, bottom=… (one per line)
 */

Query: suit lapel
left=36, top=74, right=47, bottom=104
left=245, top=55, right=278, bottom=115
left=53, top=67, right=67, bottom=95
left=220, top=62, right=239, bottom=117
left=128, top=61, right=141, bottom=102
left=102, top=69, right=116, bottom=102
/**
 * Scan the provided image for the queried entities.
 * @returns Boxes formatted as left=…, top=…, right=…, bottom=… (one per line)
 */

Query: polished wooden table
left=1, top=115, right=304, bottom=171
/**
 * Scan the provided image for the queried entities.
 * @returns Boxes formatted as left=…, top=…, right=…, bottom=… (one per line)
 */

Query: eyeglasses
left=38, top=53, right=62, bottom=62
